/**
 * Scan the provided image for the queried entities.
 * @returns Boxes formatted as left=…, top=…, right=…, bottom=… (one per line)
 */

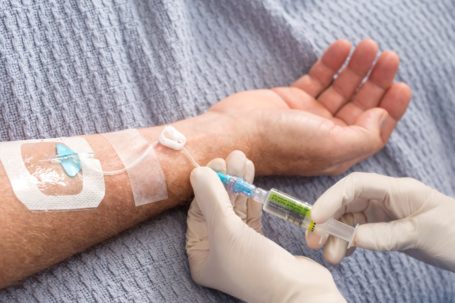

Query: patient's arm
left=0, top=39, right=411, bottom=288
left=0, top=113, right=249, bottom=288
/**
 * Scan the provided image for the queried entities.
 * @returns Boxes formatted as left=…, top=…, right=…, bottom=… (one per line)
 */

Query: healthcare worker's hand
left=306, top=172, right=455, bottom=272
left=186, top=151, right=346, bottom=303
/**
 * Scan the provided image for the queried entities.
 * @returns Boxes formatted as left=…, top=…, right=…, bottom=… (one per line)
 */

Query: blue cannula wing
left=56, top=143, right=81, bottom=177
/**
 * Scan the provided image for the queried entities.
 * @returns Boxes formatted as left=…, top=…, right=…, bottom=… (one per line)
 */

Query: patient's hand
left=210, top=39, right=411, bottom=175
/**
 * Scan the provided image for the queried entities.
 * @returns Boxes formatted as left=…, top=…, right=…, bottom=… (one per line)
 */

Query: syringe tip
left=216, top=172, right=230, bottom=185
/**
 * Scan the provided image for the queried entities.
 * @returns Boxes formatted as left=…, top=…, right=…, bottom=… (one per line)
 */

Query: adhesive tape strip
left=104, top=129, right=168, bottom=206
left=0, top=137, right=105, bottom=211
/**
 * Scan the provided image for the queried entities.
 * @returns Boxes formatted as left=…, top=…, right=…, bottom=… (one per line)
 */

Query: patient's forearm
left=0, top=112, right=247, bottom=288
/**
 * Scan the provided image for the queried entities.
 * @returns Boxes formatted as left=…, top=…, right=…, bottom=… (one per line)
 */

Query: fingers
left=335, top=51, right=400, bottom=124
left=321, top=212, right=365, bottom=264
left=212, top=150, right=260, bottom=230
left=244, top=159, right=255, bottom=184
left=207, top=158, right=226, bottom=173
left=305, top=230, right=326, bottom=249
left=317, top=39, right=379, bottom=114
left=226, top=150, right=248, bottom=177
left=326, top=84, right=409, bottom=169
left=329, top=108, right=387, bottom=160
left=186, top=198, right=209, bottom=256
left=310, top=173, right=421, bottom=263
left=306, top=211, right=361, bottom=261
left=244, top=160, right=262, bottom=232
left=352, top=51, right=400, bottom=107
left=226, top=151, right=249, bottom=220
left=378, top=82, right=412, bottom=142
left=354, top=107, right=388, bottom=136
left=187, top=160, right=227, bottom=259
left=311, top=172, right=395, bottom=224
left=189, top=156, right=225, bottom=233
left=379, top=82, right=412, bottom=121
left=355, top=219, right=418, bottom=251
left=323, top=236, right=349, bottom=264
left=190, top=167, right=236, bottom=227
left=292, top=39, right=352, bottom=97
left=352, top=107, right=388, bottom=153
left=363, top=51, right=399, bottom=90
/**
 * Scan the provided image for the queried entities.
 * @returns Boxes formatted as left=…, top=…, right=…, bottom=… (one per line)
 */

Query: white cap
left=158, top=125, right=187, bottom=150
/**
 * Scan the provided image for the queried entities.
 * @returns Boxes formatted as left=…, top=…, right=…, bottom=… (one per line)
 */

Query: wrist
left=175, top=111, right=252, bottom=166
left=141, top=111, right=252, bottom=203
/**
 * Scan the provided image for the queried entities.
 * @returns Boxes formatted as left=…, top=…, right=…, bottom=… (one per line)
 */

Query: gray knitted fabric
left=1, top=0, right=455, bottom=302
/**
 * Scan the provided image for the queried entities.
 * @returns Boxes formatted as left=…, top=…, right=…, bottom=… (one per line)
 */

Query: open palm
left=211, top=39, right=411, bottom=175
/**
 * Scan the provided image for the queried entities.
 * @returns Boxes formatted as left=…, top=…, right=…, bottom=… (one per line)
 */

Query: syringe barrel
left=314, top=218, right=356, bottom=245
left=262, top=188, right=356, bottom=245
left=262, top=188, right=314, bottom=229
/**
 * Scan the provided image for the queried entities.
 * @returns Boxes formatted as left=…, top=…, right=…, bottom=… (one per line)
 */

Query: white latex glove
left=306, top=172, right=455, bottom=272
left=186, top=150, right=346, bottom=303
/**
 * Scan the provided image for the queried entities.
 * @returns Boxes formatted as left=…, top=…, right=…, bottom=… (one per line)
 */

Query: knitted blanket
left=1, top=0, right=454, bottom=302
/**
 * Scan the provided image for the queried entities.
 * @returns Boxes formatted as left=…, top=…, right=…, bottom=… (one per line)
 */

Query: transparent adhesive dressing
left=217, top=172, right=357, bottom=247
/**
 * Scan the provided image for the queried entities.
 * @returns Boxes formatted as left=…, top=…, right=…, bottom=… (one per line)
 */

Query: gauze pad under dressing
left=0, top=137, right=105, bottom=211
left=103, top=129, right=168, bottom=206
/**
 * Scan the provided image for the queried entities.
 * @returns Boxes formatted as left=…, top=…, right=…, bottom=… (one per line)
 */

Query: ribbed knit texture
left=1, top=0, right=455, bottom=302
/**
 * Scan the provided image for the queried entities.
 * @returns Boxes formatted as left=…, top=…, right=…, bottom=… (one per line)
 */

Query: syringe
left=217, top=172, right=357, bottom=247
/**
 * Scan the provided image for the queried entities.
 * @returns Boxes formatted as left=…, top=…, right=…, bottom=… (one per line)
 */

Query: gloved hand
left=186, top=150, right=346, bottom=303
left=306, top=172, right=455, bottom=272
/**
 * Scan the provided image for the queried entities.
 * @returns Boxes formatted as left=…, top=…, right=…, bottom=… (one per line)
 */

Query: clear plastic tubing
left=217, top=172, right=357, bottom=247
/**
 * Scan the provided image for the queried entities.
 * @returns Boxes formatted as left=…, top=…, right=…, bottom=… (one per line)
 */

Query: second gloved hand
left=306, top=172, right=455, bottom=272
left=186, top=150, right=346, bottom=303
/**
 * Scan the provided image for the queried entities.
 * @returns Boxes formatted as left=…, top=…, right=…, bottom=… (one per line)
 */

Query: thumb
left=190, top=167, right=237, bottom=227
left=356, top=108, right=388, bottom=135
left=355, top=219, right=417, bottom=251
